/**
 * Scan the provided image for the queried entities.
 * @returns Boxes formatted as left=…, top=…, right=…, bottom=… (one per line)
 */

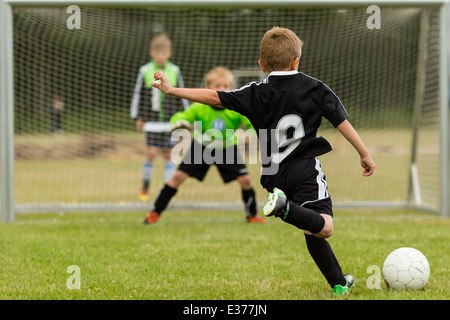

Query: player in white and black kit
left=130, top=33, right=188, bottom=201
left=150, top=27, right=376, bottom=295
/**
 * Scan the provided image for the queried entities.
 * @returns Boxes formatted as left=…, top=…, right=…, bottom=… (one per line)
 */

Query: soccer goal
left=1, top=0, right=449, bottom=221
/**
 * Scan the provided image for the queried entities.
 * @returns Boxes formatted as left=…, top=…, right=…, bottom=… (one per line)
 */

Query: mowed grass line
left=0, top=209, right=448, bottom=300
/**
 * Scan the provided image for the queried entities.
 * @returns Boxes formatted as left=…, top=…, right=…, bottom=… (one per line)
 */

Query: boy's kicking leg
left=262, top=189, right=330, bottom=236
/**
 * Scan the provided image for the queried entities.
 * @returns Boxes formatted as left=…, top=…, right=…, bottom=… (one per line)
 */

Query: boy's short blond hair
left=259, top=27, right=303, bottom=73
left=205, top=67, right=235, bottom=88
left=150, top=33, right=172, bottom=52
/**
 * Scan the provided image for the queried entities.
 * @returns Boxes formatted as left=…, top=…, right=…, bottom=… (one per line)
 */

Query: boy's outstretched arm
left=152, top=70, right=221, bottom=107
left=336, top=119, right=376, bottom=177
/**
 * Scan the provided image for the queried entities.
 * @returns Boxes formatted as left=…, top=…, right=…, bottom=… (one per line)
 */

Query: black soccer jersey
left=217, top=70, right=348, bottom=180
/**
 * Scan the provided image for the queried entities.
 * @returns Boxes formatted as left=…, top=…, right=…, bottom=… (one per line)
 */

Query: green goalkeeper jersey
left=170, top=102, right=255, bottom=149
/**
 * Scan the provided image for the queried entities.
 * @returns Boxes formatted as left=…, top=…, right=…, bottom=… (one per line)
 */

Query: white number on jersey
left=272, top=114, right=305, bottom=164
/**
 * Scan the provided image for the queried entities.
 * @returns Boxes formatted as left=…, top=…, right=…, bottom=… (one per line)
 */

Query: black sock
left=304, top=234, right=346, bottom=288
left=281, top=200, right=325, bottom=234
left=242, top=188, right=257, bottom=218
left=153, top=184, right=177, bottom=215
left=143, top=180, right=150, bottom=191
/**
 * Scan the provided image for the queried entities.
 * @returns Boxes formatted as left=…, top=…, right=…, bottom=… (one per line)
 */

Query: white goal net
left=1, top=1, right=448, bottom=216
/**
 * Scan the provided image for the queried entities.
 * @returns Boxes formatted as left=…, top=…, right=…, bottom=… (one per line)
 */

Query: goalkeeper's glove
left=170, top=120, right=191, bottom=132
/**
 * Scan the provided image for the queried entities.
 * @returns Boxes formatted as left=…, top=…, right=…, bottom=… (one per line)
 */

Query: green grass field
left=0, top=208, right=448, bottom=300
left=5, top=128, right=447, bottom=302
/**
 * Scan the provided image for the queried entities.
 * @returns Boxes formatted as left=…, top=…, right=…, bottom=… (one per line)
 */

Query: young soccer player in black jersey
left=150, top=27, right=376, bottom=295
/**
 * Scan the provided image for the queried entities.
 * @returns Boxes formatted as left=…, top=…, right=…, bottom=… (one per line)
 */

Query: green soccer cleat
left=262, top=187, right=289, bottom=218
left=332, top=274, right=355, bottom=295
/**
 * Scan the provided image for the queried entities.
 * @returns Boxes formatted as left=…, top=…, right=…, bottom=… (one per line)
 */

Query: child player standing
left=143, top=67, right=264, bottom=225
left=150, top=27, right=376, bottom=295
left=130, top=33, right=189, bottom=201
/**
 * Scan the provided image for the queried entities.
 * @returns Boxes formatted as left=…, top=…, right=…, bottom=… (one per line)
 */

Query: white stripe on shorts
left=315, top=157, right=329, bottom=200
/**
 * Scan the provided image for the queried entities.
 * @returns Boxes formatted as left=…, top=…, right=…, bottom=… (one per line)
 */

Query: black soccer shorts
left=263, top=157, right=333, bottom=217
left=178, top=141, right=249, bottom=183
left=145, top=132, right=174, bottom=148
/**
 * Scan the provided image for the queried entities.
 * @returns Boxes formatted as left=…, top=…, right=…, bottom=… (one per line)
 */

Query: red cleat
left=247, top=216, right=265, bottom=224
left=143, top=211, right=159, bottom=225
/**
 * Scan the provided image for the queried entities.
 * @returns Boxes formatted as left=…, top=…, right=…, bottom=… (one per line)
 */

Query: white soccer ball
left=382, top=247, right=430, bottom=290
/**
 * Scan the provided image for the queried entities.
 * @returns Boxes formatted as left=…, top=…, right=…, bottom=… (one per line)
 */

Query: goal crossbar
left=3, top=0, right=447, bottom=8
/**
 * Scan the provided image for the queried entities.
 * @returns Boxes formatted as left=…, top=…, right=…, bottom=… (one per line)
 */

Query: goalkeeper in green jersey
left=143, top=67, right=264, bottom=225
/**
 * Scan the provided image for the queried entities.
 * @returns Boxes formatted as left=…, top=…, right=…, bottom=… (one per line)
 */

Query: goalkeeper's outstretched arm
left=152, top=70, right=221, bottom=107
